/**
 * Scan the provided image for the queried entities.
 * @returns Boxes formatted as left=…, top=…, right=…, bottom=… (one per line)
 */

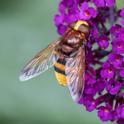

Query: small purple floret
left=54, top=0, right=124, bottom=123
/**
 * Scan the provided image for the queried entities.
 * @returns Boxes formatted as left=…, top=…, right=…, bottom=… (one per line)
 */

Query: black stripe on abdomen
left=57, top=58, right=66, bottom=65
left=54, top=66, right=65, bottom=75
left=54, top=58, right=66, bottom=75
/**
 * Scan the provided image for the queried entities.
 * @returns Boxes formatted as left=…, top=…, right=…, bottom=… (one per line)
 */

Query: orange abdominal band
left=54, top=62, right=65, bottom=71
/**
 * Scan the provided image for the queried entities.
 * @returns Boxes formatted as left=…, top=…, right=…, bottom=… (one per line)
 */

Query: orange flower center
left=108, top=69, right=112, bottom=73
left=117, top=43, right=122, bottom=48
left=104, top=109, right=109, bottom=113
left=116, top=57, right=120, bottom=61
left=85, top=10, right=90, bottom=17
left=102, top=38, right=106, bottom=42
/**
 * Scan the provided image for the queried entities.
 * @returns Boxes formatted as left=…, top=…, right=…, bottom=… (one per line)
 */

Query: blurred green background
left=0, top=0, right=123, bottom=124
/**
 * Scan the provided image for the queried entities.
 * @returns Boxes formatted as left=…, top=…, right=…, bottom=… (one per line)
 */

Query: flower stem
left=109, top=7, right=115, bottom=27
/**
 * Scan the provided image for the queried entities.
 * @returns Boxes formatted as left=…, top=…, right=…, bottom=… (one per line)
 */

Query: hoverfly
left=19, top=20, right=90, bottom=103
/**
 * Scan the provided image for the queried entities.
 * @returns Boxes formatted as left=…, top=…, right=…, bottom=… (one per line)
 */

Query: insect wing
left=20, top=40, right=61, bottom=81
left=65, top=47, right=85, bottom=103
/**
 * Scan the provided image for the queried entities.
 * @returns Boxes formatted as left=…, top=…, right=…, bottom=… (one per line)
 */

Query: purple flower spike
left=112, top=38, right=124, bottom=54
left=106, top=80, right=122, bottom=95
left=98, top=107, right=112, bottom=121
left=116, top=105, right=124, bottom=119
left=97, top=35, right=109, bottom=49
left=120, top=8, right=124, bottom=18
left=105, top=0, right=116, bottom=7
left=57, top=24, right=67, bottom=35
left=54, top=0, right=124, bottom=123
left=59, top=2, right=66, bottom=14
left=80, top=2, right=97, bottom=20
left=91, top=0, right=116, bottom=7
left=100, top=63, right=115, bottom=79
left=120, top=70, right=124, bottom=77
left=110, top=24, right=122, bottom=36
left=121, top=19, right=124, bottom=25
left=120, top=9, right=124, bottom=25
left=85, top=99, right=96, bottom=112
left=54, top=15, right=64, bottom=26
left=117, top=119, right=124, bottom=124
left=108, top=53, right=123, bottom=68
left=91, top=0, right=105, bottom=7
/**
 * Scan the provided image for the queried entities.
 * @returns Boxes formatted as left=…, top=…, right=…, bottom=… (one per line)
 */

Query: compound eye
left=78, top=24, right=90, bottom=35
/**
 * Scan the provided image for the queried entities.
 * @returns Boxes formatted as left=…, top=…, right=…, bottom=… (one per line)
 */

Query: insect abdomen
left=54, top=58, right=67, bottom=86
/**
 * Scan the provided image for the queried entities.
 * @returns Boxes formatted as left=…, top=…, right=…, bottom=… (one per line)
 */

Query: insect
left=19, top=20, right=90, bottom=103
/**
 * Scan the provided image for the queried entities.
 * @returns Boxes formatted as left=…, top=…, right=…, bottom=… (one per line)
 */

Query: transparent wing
left=20, top=39, right=61, bottom=81
left=65, top=47, right=85, bottom=103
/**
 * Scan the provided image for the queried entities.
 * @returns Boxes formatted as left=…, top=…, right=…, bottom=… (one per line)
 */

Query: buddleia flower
left=54, top=0, right=124, bottom=123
